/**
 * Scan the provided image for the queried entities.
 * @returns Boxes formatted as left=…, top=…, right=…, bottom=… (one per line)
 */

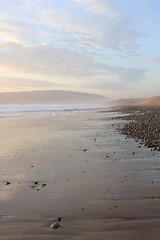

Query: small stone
left=50, top=222, right=61, bottom=230
left=40, top=183, right=46, bottom=187
left=6, top=181, right=11, bottom=185
left=34, top=181, right=39, bottom=185
left=56, top=217, right=62, bottom=222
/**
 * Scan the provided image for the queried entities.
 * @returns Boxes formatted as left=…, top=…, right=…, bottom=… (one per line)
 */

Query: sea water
left=0, top=104, right=110, bottom=117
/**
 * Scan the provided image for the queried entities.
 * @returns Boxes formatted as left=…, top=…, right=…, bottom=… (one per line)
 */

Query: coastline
left=0, top=107, right=160, bottom=239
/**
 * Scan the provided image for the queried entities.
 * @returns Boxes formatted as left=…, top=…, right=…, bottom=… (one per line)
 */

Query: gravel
left=115, top=106, right=160, bottom=151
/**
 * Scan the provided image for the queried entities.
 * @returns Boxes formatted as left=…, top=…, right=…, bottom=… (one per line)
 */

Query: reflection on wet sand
left=0, top=110, right=160, bottom=240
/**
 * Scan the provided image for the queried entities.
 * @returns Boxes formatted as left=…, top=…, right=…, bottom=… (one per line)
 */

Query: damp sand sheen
left=0, top=108, right=160, bottom=240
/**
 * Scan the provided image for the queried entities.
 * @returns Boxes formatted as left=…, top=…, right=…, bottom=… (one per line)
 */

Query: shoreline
left=0, top=107, right=160, bottom=239
left=0, top=104, right=111, bottom=118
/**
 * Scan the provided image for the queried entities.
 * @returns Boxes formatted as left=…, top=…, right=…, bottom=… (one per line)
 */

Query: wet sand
left=0, top=109, right=160, bottom=239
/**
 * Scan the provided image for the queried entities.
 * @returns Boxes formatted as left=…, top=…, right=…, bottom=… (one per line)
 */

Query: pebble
left=50, top=222, right=61, bottom=229
left=40, top=183, right=46, bottom=187
left=6, top=181, right=11, bottom=185
left=33, top=181, right=39, bottom=185
left=116, top=106, right=160, bottom=151
left=50, top=217, right=62, bottom=230
left=56, top=217, right=62, bottom=222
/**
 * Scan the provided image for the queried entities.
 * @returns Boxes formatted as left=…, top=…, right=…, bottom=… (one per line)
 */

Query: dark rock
left=115, top=106, right=160, bottom=152
left=6, top=181, right=11, bottom=185
left=33, top=181, right=39, bottom=185
left=40, top=183, right=46, bottom=187
left=56, top=217, right=62, bottom=222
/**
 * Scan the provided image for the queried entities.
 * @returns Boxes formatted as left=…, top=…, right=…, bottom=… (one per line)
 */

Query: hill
left=140, top=96, right=160, bottom=105
left=111, top=98, right=144, bottom=106
left=0, top=90, right=108, bottom=105
left=111, top=96, right=160, bottom=107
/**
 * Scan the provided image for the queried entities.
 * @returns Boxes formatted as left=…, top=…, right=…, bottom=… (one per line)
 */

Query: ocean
left=0, top=104, right=110, bottom=117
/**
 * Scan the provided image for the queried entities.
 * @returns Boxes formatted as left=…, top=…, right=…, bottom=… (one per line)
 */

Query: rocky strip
left=115, top=106, right=160, bottom=151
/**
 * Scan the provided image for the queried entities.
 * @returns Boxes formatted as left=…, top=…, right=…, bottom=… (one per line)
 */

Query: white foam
left=0, top=104, right=111, bottom=117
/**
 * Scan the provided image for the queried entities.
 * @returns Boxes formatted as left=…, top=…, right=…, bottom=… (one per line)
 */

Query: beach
left=0, top=108, right=160, bottom=240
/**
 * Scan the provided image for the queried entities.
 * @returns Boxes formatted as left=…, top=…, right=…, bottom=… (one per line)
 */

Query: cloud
left=0, top=0, right=151, bottom=97
left=72, top=0, right=116, bottom=17
left=0, top=42, right=146, bottom=82
left=0, top=42, right=89, bottom=76
left=83, top=65, right=147, bottom=88
left=134, top=0, right=149, bottom=5
left=16, top=0, right=92, bottom=35
left=0, top=0, right=147, bottom=56
left=0, top=76, right=63, bottom=91
left=100, top=15, right=147, bottom=53
left=87, top=79, right=129, bottom=91
left=149, top=57, right=160, bottom=64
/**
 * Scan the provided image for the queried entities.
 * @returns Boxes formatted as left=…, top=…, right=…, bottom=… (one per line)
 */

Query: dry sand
left=0, top=109, right=160, bottom=239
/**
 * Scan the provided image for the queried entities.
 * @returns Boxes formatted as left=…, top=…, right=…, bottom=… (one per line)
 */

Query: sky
left=0, top=0, right=160, bottom=98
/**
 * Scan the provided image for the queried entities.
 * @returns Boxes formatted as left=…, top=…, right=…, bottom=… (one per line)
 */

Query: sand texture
left=0, top=109, right=160, bottom=239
